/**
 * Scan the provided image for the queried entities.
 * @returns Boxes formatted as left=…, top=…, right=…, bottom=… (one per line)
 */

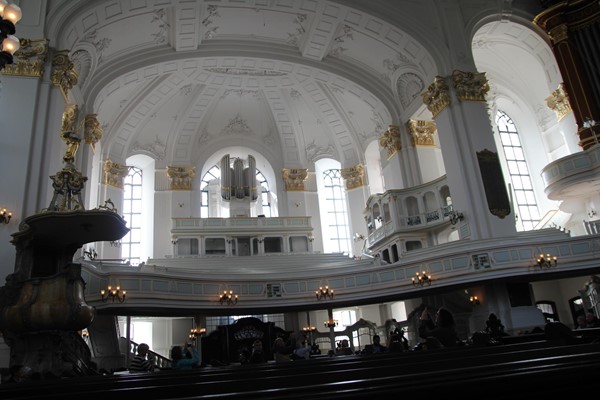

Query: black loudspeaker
left=507, top=282, right=532, bottom=307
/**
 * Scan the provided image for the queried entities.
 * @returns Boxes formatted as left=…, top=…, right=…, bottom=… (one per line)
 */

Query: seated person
left=171, top=342, right=200, bottom=369
left=362, top=334, right=387, bottom=354
left=249, top=340, right=267, bottom=364
left=336, top=339, right=353, bottom=355
left=129, top=343, right=155, bottom=372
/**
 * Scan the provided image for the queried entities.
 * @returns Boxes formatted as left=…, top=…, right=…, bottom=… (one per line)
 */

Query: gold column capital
left=545, top=83, right=572, bottom=121
left=167, top=166, right=196, bottom=190
left=379, top=125, right=402, bottom=159
left=407, top=119, right=437, bottom=146
left=282, top=168, right=308, bottom=191
left=422, top=76, right=451, bottom=118
left=103, top=160, right=130, bottom=189
left=1, top=38, right=49, bottom=78
left=340, top=163, right=365, bottom=190
left=452, top=70, right=489, bottom=103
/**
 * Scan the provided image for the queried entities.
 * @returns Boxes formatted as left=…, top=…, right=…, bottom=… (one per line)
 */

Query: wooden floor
left=1, top=330, right=599, bottom=399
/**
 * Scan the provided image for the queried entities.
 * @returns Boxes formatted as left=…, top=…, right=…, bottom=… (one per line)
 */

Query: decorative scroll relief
left=407, top=119, right=436, bottom=146
left=60, top=104, right=80, bottom=164
left=545, top=83, right=572, bottom=122
left=51, top=50, right=79, bottom=102
left=452, top=70, right=489, bottom=103
left=341, top=163, right=365, bottom=190
left=282, top=168, right=308, bottom=192
left=103, top=160, right=130, bottom=189
left=379, top=125, right=402, bottom=159
left=422, top=76, right=450, bottom=118
left=167, top=166, right=196, bottom=191
left=84, top=114, right=103, bottom=154
left=1, top=38, right=48, bottom=78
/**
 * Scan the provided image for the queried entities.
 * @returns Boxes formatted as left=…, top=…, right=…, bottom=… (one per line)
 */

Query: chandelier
left=189, top=327, right=206, bottom=340
left=324, top=319, right=338, bottom=328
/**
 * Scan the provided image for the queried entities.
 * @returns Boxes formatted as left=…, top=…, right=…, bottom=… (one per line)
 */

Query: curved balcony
left=82, top=228, right=599, bottom=316
left=542, top=145, right=600, bottom=200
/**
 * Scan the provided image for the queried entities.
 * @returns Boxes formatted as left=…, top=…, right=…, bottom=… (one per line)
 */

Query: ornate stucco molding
left=282, top=168, right=308, bottom=191
left=167, top=166, right=196, bottom=190
left=378, top=125, right=402, bottom=159
left=51, top=50, right=79, bottom=102
left=103, top=160, right=130, bottom=189
left=1, top=38, right=48, bottom=77
left=545, top=83, right=572, bottom=122
left=340, top=163, right=365, bottom=190
left=452, top=70, right=489, bottom=103
left=422, top=76, right=450, bottom=118
left=84, top=114, right=103, bottom=154
left=60, top=104, right=80, bottom=164
left=407, top=119, right=437, bottom=146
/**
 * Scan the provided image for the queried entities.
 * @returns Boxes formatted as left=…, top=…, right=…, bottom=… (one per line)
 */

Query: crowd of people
left=129, top=307, right=600, bottom=372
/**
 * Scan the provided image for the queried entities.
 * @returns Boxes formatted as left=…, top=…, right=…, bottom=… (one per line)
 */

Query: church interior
left=0, top=0, right=599, bottom=390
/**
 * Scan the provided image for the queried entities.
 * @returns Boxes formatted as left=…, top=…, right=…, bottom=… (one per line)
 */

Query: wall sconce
left=0, top=208, right=12, bottom=224
left=307, top=235, right=314, bottom=242
left=171, top=237, right=178, bottom=245
left=226, top=238, right=233, bottom=244
left=375, top=215, right=383, bottom=222
left=448, top=210, right=464, bottom=225
left=110, top=240, right=121, bottom=247
left=535, top=253, right=558, bottom=269
left=353, top=233, right=365, bottom=242
left=0, top=1, right=23, bottom=71
left=470, top=296, right=481, bottom=306
left=316, top=286, right=334, bottom=300
left=219, top=289, right=238, bottom=305
left=367, top=222, right=374, bottom=230
left=324, top=319, right=338, bottom=328
left=412, top=271, right=432, bottom=287
left=100, top=285, right=126, bottom=303
left=189, top=327, right=206, bottom=340
left=83, top=248, right=97, bottom=260
left=302, top=326, right=317, bottom=333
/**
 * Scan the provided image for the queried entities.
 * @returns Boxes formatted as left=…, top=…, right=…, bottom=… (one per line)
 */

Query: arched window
left=200, top=165, right=272, bottom=218
left=321, top=168, right=351, bottom=254
left=122, top=166, right=142, bottom=265
left=495, top=110, right=540, bottom=231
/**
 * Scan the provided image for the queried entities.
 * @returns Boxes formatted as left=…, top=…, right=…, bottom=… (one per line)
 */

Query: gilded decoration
left=452, top=70, right=489, bottom=103
left=51, top=50, right=79, bottom=101
left=167, top=166, right=196, bottom=190
left=84, top=114, right=103, bottom=154
left=545, top=83, right=572, bottom=121
left=407, top=119, right=436, bottom=146
left=103, top=160, right=130, bottom=189
left=340, top=164, right=365, bottom=190
left=282, top=168, right=308, bottom=191
left=421, top=76, right=450, bottom=118
left=379, top=125, right=402, bottom=159
left=60, top=104, right=81, bottom=164
left=549, top=24, right=569, bottom=44
left=1, top=38, right=48, bottom=77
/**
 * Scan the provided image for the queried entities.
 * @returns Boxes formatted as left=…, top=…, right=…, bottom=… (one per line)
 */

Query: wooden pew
left=1, top=340, right=598, bottom=399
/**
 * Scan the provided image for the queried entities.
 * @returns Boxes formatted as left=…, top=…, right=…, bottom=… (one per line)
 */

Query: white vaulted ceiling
left=47, top=0, right=437, bottom=173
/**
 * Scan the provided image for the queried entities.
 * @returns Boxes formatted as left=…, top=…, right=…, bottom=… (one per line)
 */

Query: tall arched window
left=322, top=169, right=351, bottom=254
left=122, top=166, right=142, bottom=265
left=496, top=110, right=540, bottom=231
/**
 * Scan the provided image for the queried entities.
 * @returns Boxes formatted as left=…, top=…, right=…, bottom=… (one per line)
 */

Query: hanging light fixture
left=219, top=289, right=238, bottom=305
left=316, top=286, right=334, bottom=300
left=100, top=285, right=126, bottom=303
left=535, top=253, right=558, bottom=269
left=469, top=295, right=481, bottom=306
left=0, top=1, right=22, bottom=71
left=189, top=327, right=206, bottom=340
left=324, top=319, right=338, bottom=328
left=412, top=271, right=432, bottom=287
